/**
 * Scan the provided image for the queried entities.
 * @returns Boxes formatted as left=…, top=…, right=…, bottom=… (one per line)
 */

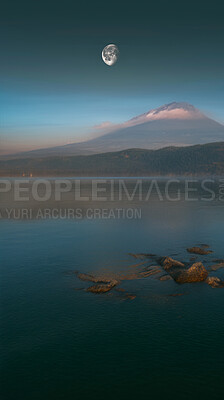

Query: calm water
left=1, top=178, right=224, bottom=400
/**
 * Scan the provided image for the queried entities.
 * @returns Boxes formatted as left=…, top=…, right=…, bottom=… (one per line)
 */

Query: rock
left=174, top=262, right=208, bottom=283
left=138, top=266, right=161, bottom=278
left=76, top=264, right=161, bottom=295
left=87, top=284, right=112, bottom=293
left=206, top=277, right=224, bottom=288
left=77, top=273, right=111, bottom=284
left=115, top=267, right=160, bottom=281
left=87, top=280, right=119, bottom=293
left=159, top=275, right=173, bottom=281
left=125, top=293, right=136, bottom=300
left=128, top=253, right=156, bottom=259
left=209, top=263, right=224, bottom=271
left=159, top=257, right=208, bottom=284
left=115, top=288, right=126, bottom=293
left=187, top=247, right=213, bottom=255
left=76, top=272, right=119, bottom=294
left=159, top=257, right=185, bottom=271
left=114, top=288, right=136, bottom=300
left=76, top=245, right=223, bottom=297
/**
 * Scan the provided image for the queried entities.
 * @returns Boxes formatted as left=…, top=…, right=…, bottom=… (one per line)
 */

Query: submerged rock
left=159, top=275, right=173, bottom=281
left=76, top=265, right=161, bottom=290
left=87, top=280, right=119, bottom=294
left=76, top=272, right=111, bottom=284
left=138, top=266, right=161, bottom=278
left=158, top=257, right=186, bottom=278
left=213, top=259, right=224, bottom=263
left=125, top=294, right=136, bottom=300
left=159, top=257, right=185, bottom=270
left=114, top=288, right=136, bottom=300
left=128, top=253, right=156, bottom=259
left=206, top=277, right=224, bottom=288
left=115, top=288, right=126, bottom=293
left=76, top=272, right=119, bottom=294
left=209, top=263, right=224, bottom=271
left=187, top=247, right=213, bottom=255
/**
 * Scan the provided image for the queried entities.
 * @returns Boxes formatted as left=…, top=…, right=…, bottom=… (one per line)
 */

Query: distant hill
left=3, top=102, right=224, bottom=159
left=1, top=142, right=224, bottom=177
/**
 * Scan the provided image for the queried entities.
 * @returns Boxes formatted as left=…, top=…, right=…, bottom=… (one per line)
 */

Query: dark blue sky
left=0, top=0, right=223, bottom=154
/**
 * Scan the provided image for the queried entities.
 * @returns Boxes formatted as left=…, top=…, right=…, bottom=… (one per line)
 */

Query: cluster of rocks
left=76, top=265, right=162, bottom=297
left=75, top=244, right=224, bottom=298
left=158, top=258, right=208, bottom=283
left=157, top=245, right=224, bottom=288
left=77, top=273, right=119, bottom=293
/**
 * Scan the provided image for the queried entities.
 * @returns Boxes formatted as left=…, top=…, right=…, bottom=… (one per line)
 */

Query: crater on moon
left=102, top=44, right=119, bottom=66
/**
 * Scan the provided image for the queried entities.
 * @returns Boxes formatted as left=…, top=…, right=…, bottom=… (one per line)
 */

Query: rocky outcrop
left=76, top=265, right=161, bottom=294
left=76, top=272, right=119, bottom=294
left=187, top=247, right=213, bottom=255
left=173, top=262, right=208, bottom=283
left=158, top=257, right=186, bottom=279
left=158, top=257, right=208, bottom=283
left=87, top=280, right=119, bottom=293
left=75, top=245, right=224, bottom=298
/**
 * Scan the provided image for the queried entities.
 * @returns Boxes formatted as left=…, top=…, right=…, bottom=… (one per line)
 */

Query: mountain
left=3, top=102, right=224, bottom=159
left=1, top=142, right=224, bottom=177
left=125, top=102, right=205, bottom=124
left=82, top=102, right=224, bottom=153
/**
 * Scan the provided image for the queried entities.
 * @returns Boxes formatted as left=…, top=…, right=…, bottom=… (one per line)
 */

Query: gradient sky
left=0, top=0, right=223, bottom=154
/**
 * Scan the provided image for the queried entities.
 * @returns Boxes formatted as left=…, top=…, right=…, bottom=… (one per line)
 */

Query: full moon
left=102, top=44, right=119, bottom=66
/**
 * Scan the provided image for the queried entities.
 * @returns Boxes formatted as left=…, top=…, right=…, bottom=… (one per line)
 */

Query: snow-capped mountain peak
left=128, top=102, right=205, bottom=126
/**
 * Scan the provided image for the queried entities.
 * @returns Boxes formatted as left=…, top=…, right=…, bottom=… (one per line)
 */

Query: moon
left=102, top=44, right=119, bottom=66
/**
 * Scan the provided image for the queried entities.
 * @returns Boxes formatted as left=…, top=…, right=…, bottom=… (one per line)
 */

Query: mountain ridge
left=1, top=141, right=224, bottom=177
left=2, top=102, right=224, bottom=159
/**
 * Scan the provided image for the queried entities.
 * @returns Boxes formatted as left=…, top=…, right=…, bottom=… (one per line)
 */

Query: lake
left=1, top=178, right=224, bottom=400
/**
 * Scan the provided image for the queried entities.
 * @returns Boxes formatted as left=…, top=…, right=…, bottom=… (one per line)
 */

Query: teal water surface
left=1, top=179, right=224, bottom=400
